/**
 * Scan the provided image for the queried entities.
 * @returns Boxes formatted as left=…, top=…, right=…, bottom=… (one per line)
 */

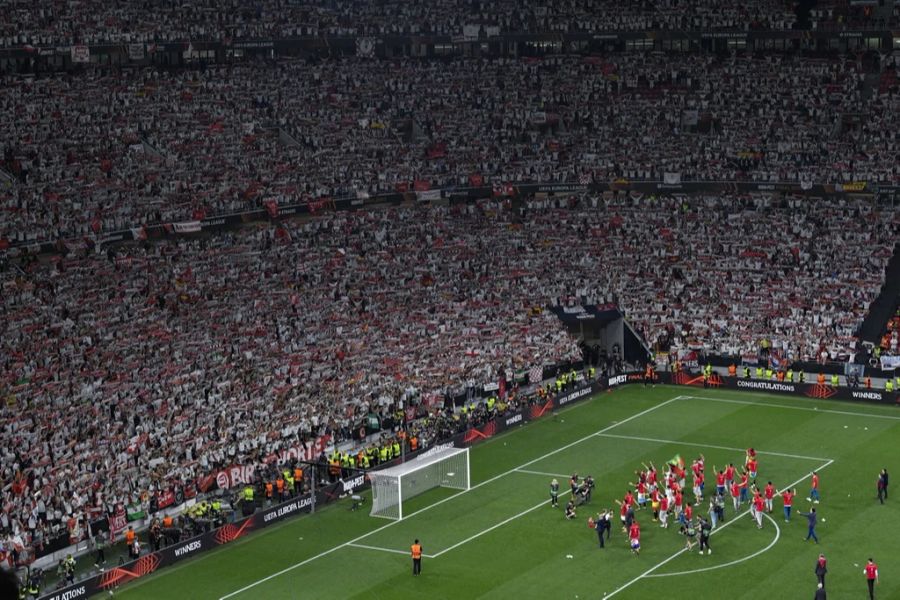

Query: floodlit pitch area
left=113, top=386, right=899, bottom=599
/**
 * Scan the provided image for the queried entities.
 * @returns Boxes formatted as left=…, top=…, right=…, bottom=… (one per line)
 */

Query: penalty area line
left=515, top=468, right=572, bottom=478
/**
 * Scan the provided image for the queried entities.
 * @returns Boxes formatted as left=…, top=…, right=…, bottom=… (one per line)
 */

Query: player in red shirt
left=673, top=488, right=683, bottom=521
left=675, top=464, right=686, bottom=490
left=630, top=480, right=648, bottom=510
left=693, top=470, right=705, bottom=502
left=714, top=467, right=726, bottom=498
left=864, top=558, right=878, bottom=599
left=730, top=481, right=741, bottom=511
left=644, top=462, right=658, bottom=492
left=745, top=447, right=756, bottom=467
left=808, top=471, right=820, bottom=503
left=682, top=502, right=693, bottom=526
left=738, top=471, right=750, bottom=503
left=746, top=458, right=758, bottom=484
left=629, top=521, right=641, bottom=555
left=724, top=463, right=736, bottom=491
left=764, top=482, right=775, bottom=513
left=782, top=488, right=796, bottom=522
left=616, top=499, right=629, bottom=529
left=752, top=493, right=765, bottom=528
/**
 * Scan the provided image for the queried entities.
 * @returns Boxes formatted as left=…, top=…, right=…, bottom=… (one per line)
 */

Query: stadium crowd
left=3, top=52, right=900, bottom=246
left=5, top=0, right=898, bottom=47
left=2, top=0, right=900, bottom=579
left=0, top=0, right=805, bottom=49
left=1, top=191, right=896, bottom=562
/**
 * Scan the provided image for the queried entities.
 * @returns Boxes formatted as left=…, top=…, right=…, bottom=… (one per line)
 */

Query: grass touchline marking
left=218, top=395, right=685, bottom=599
left=645, top=512, right=780, bottom=578
left=602, top=458, right=833, bottom=598
left=682, top=394, right=900, bottom=421
left=595, top=432, right=832, bottom=462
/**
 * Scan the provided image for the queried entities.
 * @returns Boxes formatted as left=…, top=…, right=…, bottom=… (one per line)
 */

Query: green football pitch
left=112, top=386, right=899, bottom=599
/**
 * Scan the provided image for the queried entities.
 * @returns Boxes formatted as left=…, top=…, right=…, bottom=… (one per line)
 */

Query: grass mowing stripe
left=218, top=394, right=686, bottom=599
left=514, top=468, right=572, bottom=478
left=683, top=394, right=900, bottom=421
left=603, top=457, right=833, bottom=598
left=430, top=489, right=574, bottom=558
left=595, top=432, right=831, bottom=462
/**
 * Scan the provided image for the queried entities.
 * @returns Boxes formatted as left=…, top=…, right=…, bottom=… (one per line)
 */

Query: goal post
left=369, top=447, right=470, bottom=520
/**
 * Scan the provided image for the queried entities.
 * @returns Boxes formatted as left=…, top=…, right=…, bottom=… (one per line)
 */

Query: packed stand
left=0, top=0, right=801, bottom=49
left=4, top=53, right=900, bottom=246
left=1, top=193, right=896, bottom=561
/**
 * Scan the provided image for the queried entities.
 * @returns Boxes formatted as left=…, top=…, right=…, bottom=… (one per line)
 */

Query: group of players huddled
left=552, top=447, right=824, bottom=556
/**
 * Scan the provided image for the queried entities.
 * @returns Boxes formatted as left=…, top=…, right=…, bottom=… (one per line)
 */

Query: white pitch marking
left=430, top=489, right=573, bottom=559
left=645, top=512, right=780, bottom=578
left=347, top=542, right=434, bottom=558
left=515, top=468, right=573, bottom=479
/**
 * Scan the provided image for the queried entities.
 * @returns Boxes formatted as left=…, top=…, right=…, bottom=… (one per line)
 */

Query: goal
left=369, top=447, right=470, bottom=520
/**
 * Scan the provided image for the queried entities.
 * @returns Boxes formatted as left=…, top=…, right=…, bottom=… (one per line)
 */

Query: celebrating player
left=808, top=471, right=821, bottom=504
left=752, top=490, right=765, bottom=529
left=782, top=487, right=795, bottom=522
left=764, top=481, right=775, bottom=513
left=628, top=520, right=641, bottom=555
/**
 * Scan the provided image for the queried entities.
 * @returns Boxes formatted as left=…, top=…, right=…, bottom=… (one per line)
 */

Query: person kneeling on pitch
left=565, top=499, right=577, bottom=520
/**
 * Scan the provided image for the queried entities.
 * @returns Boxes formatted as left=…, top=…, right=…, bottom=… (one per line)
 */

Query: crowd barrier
left=661, top=371, right=898, bottom=404
left=38, top=370, right=896, bottom=599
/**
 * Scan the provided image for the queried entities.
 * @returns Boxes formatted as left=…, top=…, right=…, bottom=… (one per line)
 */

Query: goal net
left=369, top=447, right=470, bottom=520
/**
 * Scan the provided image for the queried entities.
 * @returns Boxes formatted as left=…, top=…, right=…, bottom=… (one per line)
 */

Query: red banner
left=156, top=490, right=176, bottom=510
left=214, top=435, right=330, bottom=489
left=109, top=505, right=127, bottom=542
